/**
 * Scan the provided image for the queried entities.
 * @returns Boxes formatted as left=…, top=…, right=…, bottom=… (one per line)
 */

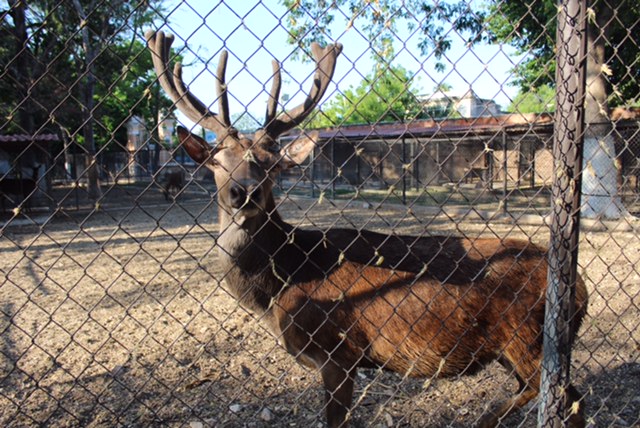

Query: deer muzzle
left=229, top=181, right=263, bottom=210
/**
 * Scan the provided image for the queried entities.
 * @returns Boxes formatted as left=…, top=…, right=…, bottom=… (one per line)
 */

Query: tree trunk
left=581, top=0, right=626, bottom=218
left=72, top=0, right=101, bottom=200
left=151, top=84, right=161, bottom=175
left=9, top=0, right=35, bottom=134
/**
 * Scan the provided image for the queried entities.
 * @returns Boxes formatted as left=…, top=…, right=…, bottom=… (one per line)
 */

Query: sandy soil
left=0, top=192, right=639, bottom=427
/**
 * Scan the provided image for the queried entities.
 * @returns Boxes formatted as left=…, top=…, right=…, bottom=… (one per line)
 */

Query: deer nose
left=229, top=183, right=247, bottom=209
left=229, top=182, right=262, bottom=209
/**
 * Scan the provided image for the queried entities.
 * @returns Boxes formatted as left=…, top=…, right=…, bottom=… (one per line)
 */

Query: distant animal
left=162, top=169, right=185, bottom=201
left=148, top=30, right=588, bottom=428
left=0, top=165, right=40, bottom=211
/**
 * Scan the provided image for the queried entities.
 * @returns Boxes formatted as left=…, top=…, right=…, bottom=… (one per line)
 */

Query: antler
left=145, top=30, right=237, bottom=138
left=263, top=42, right=343, bottom=138
left=264, top=59, right=282, bottom=127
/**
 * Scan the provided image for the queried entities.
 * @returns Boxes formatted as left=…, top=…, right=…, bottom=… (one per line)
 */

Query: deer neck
left=215, top=196, right=290, bottom=317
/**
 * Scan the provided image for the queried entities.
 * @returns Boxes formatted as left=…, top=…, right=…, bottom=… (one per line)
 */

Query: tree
left=5, top=0, right=34, bottom=134
left=231, top=112, right=261, bottom=133
left=95, top=40, right=178, bottom=149
left=507, top=84, right=556, bottom=114
left=283, top=0, right=484, bottom=70
left=69, top=0, right=170, bottom=198
left=434, top=82, right=453, bottom=93
left=1, top=1, right=168, bottom=199
left=306, top=65, right=426, bottom=128
left=283, top=0, right=639, bottom=218
left=1, top=1, right=76, bottom=135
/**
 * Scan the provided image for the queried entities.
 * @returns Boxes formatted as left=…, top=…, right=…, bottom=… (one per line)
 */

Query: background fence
left=1, top=0, right=639, bottom=427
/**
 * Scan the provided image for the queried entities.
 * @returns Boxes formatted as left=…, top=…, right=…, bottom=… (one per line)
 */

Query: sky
left=157, top=0, right=526, bottom=130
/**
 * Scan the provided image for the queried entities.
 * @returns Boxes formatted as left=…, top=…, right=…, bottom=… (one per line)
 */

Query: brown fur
left=275, top=238, right=587, bottom=427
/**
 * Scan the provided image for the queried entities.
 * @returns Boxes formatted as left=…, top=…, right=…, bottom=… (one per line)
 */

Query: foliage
left=282, top=0, right=639, bottom=106
left=282, top=0, right=483, bottom=70
left=0, top=1, right=171, bottom=149
left=483, top=0, right=557, bottom=91
left=231, top=112, right=261, bottom=133
left=94, top=40, right=178, bottom=150
left=507, top=84, right=556, bottom=114
left=305, top=65, right=426, bottom=127
left=485, top=0, right=638, bottom=107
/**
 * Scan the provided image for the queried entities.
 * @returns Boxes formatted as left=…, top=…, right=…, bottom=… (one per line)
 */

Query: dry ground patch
left=1, top=198, right=638, bottom=427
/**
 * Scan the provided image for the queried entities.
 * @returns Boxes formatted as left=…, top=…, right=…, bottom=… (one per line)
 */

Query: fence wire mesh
left=1, top=1, right=639, bottom=427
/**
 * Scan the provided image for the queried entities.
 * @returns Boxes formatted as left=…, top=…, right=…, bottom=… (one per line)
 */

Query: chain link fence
left=1, top=1, right=639, bottom=427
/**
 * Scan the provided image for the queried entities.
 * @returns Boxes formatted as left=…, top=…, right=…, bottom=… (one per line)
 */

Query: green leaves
left=507, top=83, right=556, bottom=114
left=305, top=65, right=425, bottom=127
left=0, top=0, right=172, bottom=148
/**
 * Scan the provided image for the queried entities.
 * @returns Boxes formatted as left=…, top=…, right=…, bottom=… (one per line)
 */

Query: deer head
left=146, top=30, right=342, bottom=225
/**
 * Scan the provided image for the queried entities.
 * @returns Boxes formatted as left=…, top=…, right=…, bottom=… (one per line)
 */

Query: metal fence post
left=538, top=0, right=588, bottom=426
left=502, top=130, right=508, bottom=214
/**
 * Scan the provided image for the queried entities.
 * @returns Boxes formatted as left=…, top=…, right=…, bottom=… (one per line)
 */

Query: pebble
left=383, top=412, right=393, bottom=427
left=259, top=407, right=274, bottom=421
left=229, top=403, right=243, bottom=413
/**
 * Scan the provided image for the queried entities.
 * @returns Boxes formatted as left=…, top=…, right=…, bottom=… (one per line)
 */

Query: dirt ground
left=0, top=187, right=639, bottom=427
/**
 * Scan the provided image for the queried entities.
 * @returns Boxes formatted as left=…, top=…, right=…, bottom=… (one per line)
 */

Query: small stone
left=614, top=416, right=629, bottom=426
left=241, top=364, right=251, bottom=377
left=259, top=407, right=274, bottom=422
left=383, top=412, right=393, bottom=427
left=189, top=422, right=203, bottom=428
left=229, top=403, right=243, bottom=413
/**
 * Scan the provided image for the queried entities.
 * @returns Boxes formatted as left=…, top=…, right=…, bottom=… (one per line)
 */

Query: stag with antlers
left=146, top=30, right=587, bottom=428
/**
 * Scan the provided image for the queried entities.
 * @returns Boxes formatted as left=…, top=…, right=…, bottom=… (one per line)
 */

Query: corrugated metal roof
left=282, top=113, right=555, bottom=142
left=0, top=134, right=60, bottom=143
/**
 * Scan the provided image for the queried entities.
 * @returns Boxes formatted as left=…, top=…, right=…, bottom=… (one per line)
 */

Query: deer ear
left=177, top=126, right=216, bottom=165
left=279, top=131, right=318, bottom=169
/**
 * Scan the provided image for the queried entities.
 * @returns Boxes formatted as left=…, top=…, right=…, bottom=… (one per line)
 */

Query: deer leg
left=476, top=387, right=538, bottom=428
left=476, top=381, right=584, bottom=428
left=476, top=352, right=541, bottom=428
left=321, top=361, right=355, bottom=428
left=565, top=384, right=586, bottom=428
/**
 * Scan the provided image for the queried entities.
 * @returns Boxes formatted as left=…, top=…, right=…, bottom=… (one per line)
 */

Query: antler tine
left=216, top=50, right=231, bottom=129
left=264, top=42, right=342, bottom=138
left=264, top=59, right=282, bottom=126
left=145, top=30, right=234, bottom=136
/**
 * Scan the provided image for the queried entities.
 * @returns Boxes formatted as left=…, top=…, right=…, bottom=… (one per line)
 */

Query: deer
left=146, top=30, right=588, bottom=428
left=162, top=169, right=185, bottom=201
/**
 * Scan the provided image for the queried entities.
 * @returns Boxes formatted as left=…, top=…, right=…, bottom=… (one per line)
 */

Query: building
left=126, top=115, right=149, bottom=177
left=126, top=113, right=178, bottom=177
left=420, top=88, right=502, bottom=119
left=158, top=112, right=176, bottom=147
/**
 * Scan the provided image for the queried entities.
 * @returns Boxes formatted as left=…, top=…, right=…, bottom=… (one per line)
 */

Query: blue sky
left=159, top=0, right=525, bottom=129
